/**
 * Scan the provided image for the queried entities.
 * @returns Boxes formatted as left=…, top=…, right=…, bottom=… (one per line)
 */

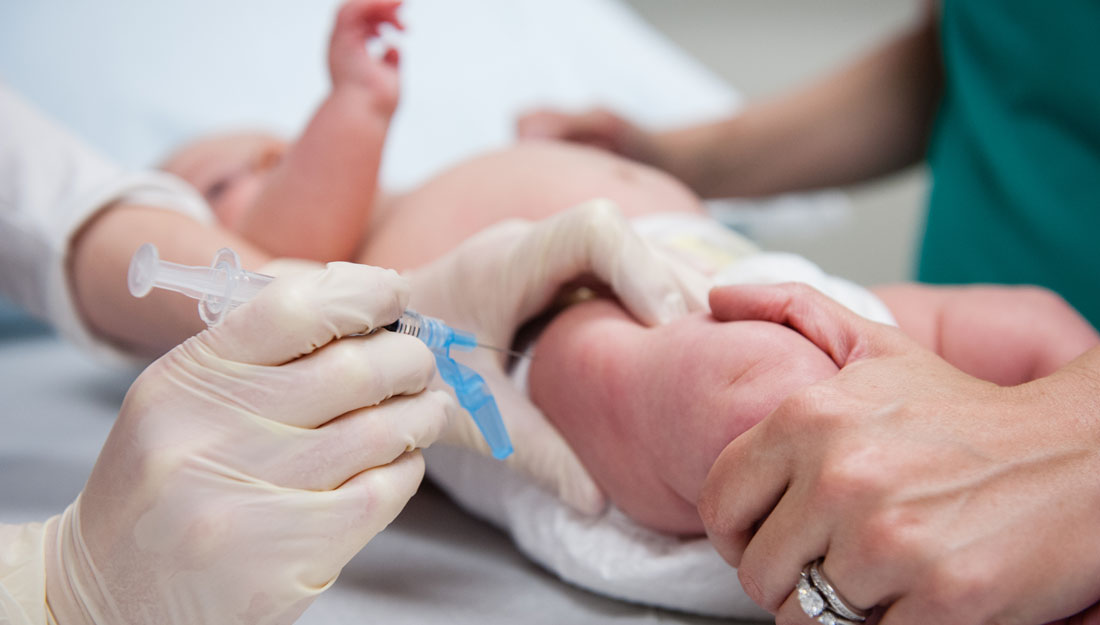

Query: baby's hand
left=328, top=0, right=403, bottom=114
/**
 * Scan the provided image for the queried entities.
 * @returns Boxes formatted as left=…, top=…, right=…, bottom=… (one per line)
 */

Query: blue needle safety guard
left=385, top=311, right=514, bottom=460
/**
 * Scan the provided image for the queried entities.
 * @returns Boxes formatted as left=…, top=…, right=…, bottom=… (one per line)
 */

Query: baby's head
left=160, top=131, right=288, bottom=230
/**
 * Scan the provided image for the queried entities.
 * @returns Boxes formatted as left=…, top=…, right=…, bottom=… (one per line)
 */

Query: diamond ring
left=797, top=561, right=869, bottom=624
left=809, top=559, right=870, bottom=621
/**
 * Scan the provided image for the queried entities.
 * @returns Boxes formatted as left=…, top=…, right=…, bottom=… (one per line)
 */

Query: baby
left=162, top=0, right=1100, bottom=535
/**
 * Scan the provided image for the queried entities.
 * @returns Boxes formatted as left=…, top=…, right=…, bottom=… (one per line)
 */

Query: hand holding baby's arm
left=328, top=0, right=403, bottom=113
left=405, top=200, right=709, bottom=514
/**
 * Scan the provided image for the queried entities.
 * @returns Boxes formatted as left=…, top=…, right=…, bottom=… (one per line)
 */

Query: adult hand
left=698, top=283, right=1100, bottom=625
left=517, top=107, right=662, bottom=165
left=406, top=199, right=708, bottom=514
left=20, top=262, right=457, bottom=625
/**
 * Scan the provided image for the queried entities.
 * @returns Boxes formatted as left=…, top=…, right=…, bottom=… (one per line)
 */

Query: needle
left=476, top=343, right=532, bottom=360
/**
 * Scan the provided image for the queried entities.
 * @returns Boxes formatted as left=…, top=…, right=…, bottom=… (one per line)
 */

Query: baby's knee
left=1010, top=286, right=1099, bottom=367
left=939, top=285, right=1099, bottom=382
left=1013, top=286, right=1087, bottom=324
left=976, top=286, right=1096, bottom=345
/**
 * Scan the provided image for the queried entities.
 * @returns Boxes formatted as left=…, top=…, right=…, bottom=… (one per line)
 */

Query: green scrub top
left=920, top=0, right=1100, bottom=327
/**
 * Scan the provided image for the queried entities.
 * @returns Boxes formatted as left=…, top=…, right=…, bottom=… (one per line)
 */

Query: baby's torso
left=359, top=141, right=705, bottom=271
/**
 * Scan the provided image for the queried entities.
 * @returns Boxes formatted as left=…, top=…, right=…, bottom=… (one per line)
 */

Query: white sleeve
left=0, top=522, right=47, bottom=625
left=0, top=83, right=214, bottom=365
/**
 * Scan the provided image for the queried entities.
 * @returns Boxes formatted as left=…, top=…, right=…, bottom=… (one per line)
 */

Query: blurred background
left=626, top=0, right=925, bottom=286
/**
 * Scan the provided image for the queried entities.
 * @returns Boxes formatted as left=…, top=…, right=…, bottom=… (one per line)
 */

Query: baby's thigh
left=528, top=298, right=837, bottom=534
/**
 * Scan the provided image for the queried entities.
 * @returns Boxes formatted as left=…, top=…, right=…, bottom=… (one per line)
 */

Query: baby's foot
left=328, top=0, right=403, bottom=114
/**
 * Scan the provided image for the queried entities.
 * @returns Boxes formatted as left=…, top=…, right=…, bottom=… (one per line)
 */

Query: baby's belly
left=359, top=141, right=704, bottom=271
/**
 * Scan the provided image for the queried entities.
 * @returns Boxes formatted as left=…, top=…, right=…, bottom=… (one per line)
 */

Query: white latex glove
left=406, top=199, right=709, bottom=514
left=0, top=262, right=458, bottom=625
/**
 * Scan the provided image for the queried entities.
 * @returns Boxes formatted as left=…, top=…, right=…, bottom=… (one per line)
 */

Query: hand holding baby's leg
left=529, top=300, right=838, bottom=535
left=329, top=0, right=403, bottom=114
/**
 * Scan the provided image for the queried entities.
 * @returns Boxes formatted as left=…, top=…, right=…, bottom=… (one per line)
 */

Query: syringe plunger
left=127, top=243, right=273, bottom=326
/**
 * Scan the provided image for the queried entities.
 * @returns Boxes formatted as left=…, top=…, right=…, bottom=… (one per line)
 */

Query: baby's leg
left=528, top=299, right=838, bottom=535
left=874, top=284, right=1100, bottom=385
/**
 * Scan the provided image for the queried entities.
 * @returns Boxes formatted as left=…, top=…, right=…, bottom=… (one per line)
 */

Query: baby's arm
left=527, top=298, right=838, bottom=535
left=234, top=0, right=402, bottom=261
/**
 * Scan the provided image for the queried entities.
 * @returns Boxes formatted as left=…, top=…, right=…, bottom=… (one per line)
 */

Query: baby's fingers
left=337, top=0, right=404, bottom=38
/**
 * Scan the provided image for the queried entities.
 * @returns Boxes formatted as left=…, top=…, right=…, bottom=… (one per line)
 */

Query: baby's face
left=161, top=132, right=288, bottom=229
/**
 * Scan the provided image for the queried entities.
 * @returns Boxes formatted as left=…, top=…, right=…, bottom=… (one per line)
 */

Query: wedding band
left=807, top=559, right=870, bottom=622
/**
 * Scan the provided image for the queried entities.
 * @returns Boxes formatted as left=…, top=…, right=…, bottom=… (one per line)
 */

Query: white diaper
left=632, top=213, right=896, bottom=326
left=424, top=213, right=894, bottom=619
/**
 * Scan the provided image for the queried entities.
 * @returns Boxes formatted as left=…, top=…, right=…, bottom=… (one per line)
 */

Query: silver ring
left=797, top=571, right=861, bottom=624
left=808, top=559, right=870, bottom=622
left=797, top=571, right=826, bottom=618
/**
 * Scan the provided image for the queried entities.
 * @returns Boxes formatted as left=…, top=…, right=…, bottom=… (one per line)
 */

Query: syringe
left=128, top=243, right=513, bottom=459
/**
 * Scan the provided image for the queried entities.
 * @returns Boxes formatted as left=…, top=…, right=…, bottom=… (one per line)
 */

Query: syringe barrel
left=149, top=261, right=225, bottom=301
left=223, top=270, right=273, bottom=304
left=128, top=243, right=275, bottom=326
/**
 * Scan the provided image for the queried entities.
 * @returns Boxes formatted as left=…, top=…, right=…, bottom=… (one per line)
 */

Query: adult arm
left=69, top=203, right=272, bottom=358
left=0, top=83, right=271, bottom=361
left=519, top=4, right=941, bottom=199
left=698, top=283, right=1100, bottom=625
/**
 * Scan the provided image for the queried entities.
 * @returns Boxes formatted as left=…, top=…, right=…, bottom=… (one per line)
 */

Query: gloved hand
left=405, top=199, right=708, bottom=514
left=1, top=262, right=458, bottom=625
